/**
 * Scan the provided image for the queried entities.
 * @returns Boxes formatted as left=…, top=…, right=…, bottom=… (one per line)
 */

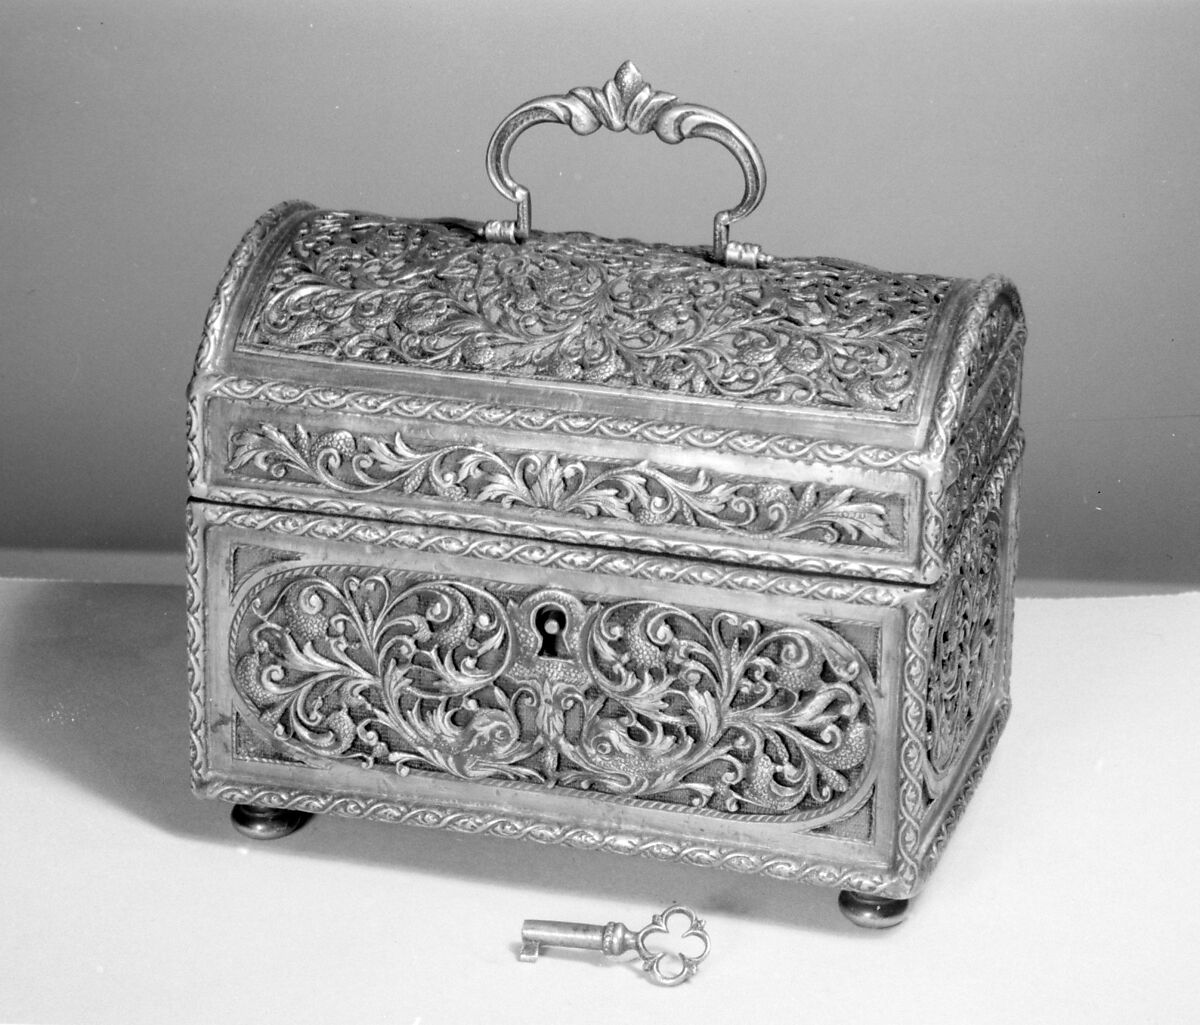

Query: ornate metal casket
left=187, top=63, right=1024, bottom=926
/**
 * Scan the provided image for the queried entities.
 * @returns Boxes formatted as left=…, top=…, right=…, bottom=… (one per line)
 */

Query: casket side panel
left=898, top=430, right=1022, bottom=894
left=188, top=499, right=928, bottom=892
left=919, top=276, right=1026, bottom=581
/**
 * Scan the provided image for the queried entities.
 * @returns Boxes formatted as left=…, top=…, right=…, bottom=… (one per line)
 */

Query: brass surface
left=188, top=61, right=1025, bottom=920
left=483, top=62, right=766, bottom=265
left=519, top=904, right=710, bottom=986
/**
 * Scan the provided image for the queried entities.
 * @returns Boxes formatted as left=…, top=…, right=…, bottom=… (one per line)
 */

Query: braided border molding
left=945, top=429, right=1023, bottom=577
left=203, top=376, right=925, bottom=471
left=893, top=597, right=932, bottom=895
left=919, top=278, right=1024, bottom=580
left=185, top=208, right=1024, bottom=898
left=191, top=216, right=1024, bottom=593
left=199, top=778, right=895, bottom=892
left=926, top=277, right=1022, bottom=468
left=185, top=386, right=205, bottom=498
left=186, top=503, right=207, bottom=781
left=204, top=485, right=915, bottom=583
left=189, top=202, right=314, bottom=489
left=937, top=337, right=1025, bottom=549
left=190, top=505, right=901, bottom=889
left=194, top=202, right=313, bottom=375
left=894, top=431, right=1020, bottom=896
left=897, top=435, right=1019, bottom=896
left=917, top=698, right=1011, bottom=888
left=200, top=503, right=914, bottom=607
left=914, top=445, right=1020, bottom=883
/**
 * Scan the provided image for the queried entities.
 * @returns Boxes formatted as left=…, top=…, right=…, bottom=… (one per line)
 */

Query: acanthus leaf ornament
left=227, top=420, right=900, bottom=548
left=239, top=215, right=951, bottom=416
left=924, top=508, right=1004, bottom=789
left=190, top=61, right=1026, bottom=916
left=231, top=568, right=876, bottom=820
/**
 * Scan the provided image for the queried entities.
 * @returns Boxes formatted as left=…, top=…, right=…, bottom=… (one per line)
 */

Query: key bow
left=634, top=904, right=710, bottom=986
left=518, top=903, right=711, bottom=986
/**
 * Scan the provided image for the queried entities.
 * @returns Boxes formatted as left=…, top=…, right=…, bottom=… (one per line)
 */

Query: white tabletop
left=1, top=577, right=1196, bottom=1025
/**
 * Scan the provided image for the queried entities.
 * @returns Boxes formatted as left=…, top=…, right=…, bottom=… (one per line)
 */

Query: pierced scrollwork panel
left=962, top=298, right=1020, bottom=406
left=227, top=420, right=901, bottom=549
left=923, top=506, right=1004, bottom=795
left=238, top=213, right=952, bottom=416
left=941, top=347, right=1021, bottom=549
left=230, top=566, right=877, bottom=821
left=940, top=303, right=1023, bottom=549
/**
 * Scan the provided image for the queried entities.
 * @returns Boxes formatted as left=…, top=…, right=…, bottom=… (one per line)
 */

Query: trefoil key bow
left=518, top=904, right=710, bottom=986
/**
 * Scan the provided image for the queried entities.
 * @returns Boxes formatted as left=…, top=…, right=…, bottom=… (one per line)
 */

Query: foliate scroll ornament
left=919, top=280, right=1023, bottom=582
left=917, top=698, right=1010, bottom=888
left=924, top=507, right=1003, bottom=792
left=242, top=215, right=951, bottom=416
left=228, top=421, right=899, bottom=548
left=196, top=200, right=311, bottom=375
left=206, top=503, right=915, bottom=606
left=206, top=376, right=924, bottom=471
left=962, top=297, right=1021, bottom=407
left=231, top=568, right=876, bottom=820
left=941, top=342, right=1021, bottom=547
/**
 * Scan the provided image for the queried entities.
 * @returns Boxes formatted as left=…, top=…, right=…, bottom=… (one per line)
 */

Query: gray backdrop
left=2, top=0, right=1197, bottom=587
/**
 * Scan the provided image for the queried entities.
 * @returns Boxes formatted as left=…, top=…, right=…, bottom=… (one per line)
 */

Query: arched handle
left=482, top=61, right=769, bottom=267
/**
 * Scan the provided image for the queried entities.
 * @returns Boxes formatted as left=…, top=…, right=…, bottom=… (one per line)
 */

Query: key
left=517, top=904, right=710, bottom=986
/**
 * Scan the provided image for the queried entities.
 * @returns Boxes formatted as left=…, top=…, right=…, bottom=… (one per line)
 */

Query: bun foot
left=230, top=803, right=312, bottom=840
left=838, top=890, right=909, bottom=929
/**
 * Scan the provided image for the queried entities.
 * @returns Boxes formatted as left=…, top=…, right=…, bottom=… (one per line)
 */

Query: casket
left=186, top=62, right=1025, bottom=926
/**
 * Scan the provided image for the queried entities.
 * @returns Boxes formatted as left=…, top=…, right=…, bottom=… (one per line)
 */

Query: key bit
left=517, top=904, right=710, bottom=986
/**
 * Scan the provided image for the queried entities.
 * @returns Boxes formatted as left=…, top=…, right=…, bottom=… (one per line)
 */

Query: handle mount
left=483, top=61, right=769, bottom=268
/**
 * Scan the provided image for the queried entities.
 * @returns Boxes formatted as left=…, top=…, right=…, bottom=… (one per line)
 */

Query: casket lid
left=232, top=209, right=958, bottom=438
left=189, top=62, right=1024, bottom=586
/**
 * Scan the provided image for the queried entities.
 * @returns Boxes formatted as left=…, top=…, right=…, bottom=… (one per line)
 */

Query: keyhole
left=534, top=606, right=569, bottom=659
